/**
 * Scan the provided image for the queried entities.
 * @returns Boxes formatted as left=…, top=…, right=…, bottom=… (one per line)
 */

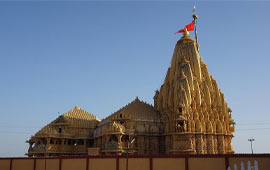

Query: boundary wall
left=0, top=154, right=269, bottom=170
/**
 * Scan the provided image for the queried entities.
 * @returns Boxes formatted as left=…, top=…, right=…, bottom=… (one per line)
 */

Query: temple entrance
left=109, top=135, right=118, bottom=142
left=102, top=135, right=122, bottom=156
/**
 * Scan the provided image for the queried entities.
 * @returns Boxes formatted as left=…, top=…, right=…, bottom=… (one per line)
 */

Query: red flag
left=175, top=21, right=194, bottom=34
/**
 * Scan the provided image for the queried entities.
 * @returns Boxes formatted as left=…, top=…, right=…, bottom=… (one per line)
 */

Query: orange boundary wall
left=0, top=154, right=269, bottom=170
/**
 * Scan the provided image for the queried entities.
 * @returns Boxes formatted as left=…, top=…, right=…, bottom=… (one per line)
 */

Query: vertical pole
left=126, top=142, right=129, bottom=170
left=33, top=158, right=36, bottom=170
left=251, top=141, right=254, bottom=154
left=9, top=158, right=13, bottom=170
left=86, top=157, right=89, bottom=170
left=59, top=158, right=62, bottom=170
left=149, top=157, right=153, bottom=170
left=192, top=5, right=199, bottom=52
left=248, top=138, right=255, bottom=154
left=116, top=157, right=119, bottom=170
left=185, top=157, right=189, bottom=170
left=45, top=145, right=48, bottom=170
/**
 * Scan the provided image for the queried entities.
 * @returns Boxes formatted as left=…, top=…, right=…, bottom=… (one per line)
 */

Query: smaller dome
left=104, top=97, right=160, bottom=121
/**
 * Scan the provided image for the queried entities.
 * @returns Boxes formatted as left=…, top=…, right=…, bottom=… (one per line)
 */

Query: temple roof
left=99, top=97, right=160, bottom=126
left=33, top=106, right=100, bottom=137
left=62, top=106, right=99, bottom=122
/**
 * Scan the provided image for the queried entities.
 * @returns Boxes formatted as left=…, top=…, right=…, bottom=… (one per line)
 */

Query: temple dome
left=34, top=106, right=100, bottom=137
left=99, top=97, right=160, bottom=126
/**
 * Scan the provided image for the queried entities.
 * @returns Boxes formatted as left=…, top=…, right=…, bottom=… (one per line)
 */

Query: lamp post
left=126, top=135, right=135, bottom=170
left=248, top=138, right=255, bottom=154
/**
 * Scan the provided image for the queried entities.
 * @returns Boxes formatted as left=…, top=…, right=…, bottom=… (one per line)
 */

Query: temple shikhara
left=26, top=11, right=235, bottom=157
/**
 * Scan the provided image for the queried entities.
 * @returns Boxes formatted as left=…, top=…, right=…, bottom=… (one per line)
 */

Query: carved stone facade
left=27, top=32, right=235, bottom=157
left=93, top=97, right=162, bottom=156
left=27, top=106, right=99, bottom=157
left=153, top=32, right=235, bottom=154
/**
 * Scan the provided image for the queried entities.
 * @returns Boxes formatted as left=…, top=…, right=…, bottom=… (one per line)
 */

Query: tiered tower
left=154, top=25, right=235, bottom=154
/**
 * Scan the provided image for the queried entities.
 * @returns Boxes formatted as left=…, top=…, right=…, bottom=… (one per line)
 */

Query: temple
left=27, top=16, right=235, bottom=157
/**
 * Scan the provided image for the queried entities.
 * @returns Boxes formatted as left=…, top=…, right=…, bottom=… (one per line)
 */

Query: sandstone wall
left=0, top=154, right=269, bottom=170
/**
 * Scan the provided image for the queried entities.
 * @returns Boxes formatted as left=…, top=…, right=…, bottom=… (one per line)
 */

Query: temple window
left=50, top=139, right=54, bottom=144
left=56, top=139, right=61, bottom=145
left=121, top=135, right=129, bottom=142
left=120, top=114, right=122, bottom=118
left=89, top=139, right=94, bottom=147
left=109, top=135, right=118, bottom=142
left=78, top=139, right=84, bottom=145
left=68, top=140, right=72, bottom=145
left=179, top=107, right=183, bottom=113
left=72, top=140, right=76, bottom=145
left=177, top=121, right=184, bottom=127
left=58, top=127, right=62, bottom=133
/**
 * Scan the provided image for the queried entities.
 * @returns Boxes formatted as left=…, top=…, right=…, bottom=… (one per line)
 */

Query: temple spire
left=192, top=5, right=199, bottom=52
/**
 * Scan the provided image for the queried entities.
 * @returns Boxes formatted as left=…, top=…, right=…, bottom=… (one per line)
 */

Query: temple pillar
left=206, top=134, right=214, bottom=154
left=46, top=138, right=50, bottom=147
left=144, top=136, right=149, bottom=154
left=165, top=135, right=171, bottom=154
left=217, top=135, right=225, bottom=154
left=213, top=135, right=218, bottom=154
left=226, top=136, right=234, bottom=153
left=195, top=134, right=203, bottom=154
left=136, top=136, right=145, bottom=155
left=61, top=139, right=65, bottom=144
left=116, top=134, right=122, bottom=144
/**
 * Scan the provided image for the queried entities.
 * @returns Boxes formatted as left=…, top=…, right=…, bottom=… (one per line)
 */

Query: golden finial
left=183, top=27, right=189, bottom=37
left=75, top=105, right=80, bottom=110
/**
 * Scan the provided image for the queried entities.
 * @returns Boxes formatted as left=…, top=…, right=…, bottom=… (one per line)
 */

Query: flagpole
left=192, top=5, right=199, bottom=52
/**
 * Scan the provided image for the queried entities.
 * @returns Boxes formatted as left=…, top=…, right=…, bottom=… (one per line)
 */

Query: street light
left=248, top=138, right=255, bottom=154
left=126, top=135, right=135, bottom=170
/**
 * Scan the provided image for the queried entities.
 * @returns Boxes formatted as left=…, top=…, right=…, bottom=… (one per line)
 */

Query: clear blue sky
left=0, top=1, right=270, bottom=157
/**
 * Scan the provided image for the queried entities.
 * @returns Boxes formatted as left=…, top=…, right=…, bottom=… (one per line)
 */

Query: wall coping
left=1, top=153, right=270, bottom=160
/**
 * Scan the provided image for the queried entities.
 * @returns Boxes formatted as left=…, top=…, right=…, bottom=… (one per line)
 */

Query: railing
left=228, top=160, right=259, bottom=170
